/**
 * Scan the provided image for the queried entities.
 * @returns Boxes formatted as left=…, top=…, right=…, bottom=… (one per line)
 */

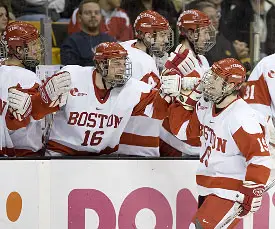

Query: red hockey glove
left=236, top=181, right=265, bottom=217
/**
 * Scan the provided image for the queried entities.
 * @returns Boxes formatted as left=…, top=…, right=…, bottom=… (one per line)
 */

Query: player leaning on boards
left=116, top=10, right=174, bottom=156
left=166, top=58, right=273, bottom=228
left=10, top=42, right=171, bottom=156
left=159, top=9, right=216, bottom=157
left=0, top=21, right=45, bottom=157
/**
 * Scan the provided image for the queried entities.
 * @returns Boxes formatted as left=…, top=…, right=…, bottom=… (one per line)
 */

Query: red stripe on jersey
left=141, top=72, right=161, bottom=89
left=233, top=126, right=270, bottom=161
left=132, top=91, right=168, bottom=119
left=168, top=102, right=194, bottom=136
left=196, top=175, right=242, bottom=191
left=246, top=163, right=270, bottom=185
left=120, top=132, right=159, bottom=147
left=159, top=139, right=182, bottom=157
left=0, top=147, right=15, bottom=157
left=47, top=140, right=119, bottom=156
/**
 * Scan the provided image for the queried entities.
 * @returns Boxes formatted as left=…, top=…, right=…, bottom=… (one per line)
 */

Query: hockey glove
left=160, top=70, right=181, bottom=103
left=165, top=44, right=202, bottom=90
left=39, top=71, right=71, bottom=107
left=236, top=181, right=265, bottom=217
left=176, top=82, right=203, bottom=110
left=8, top=88, right=32, bottom=121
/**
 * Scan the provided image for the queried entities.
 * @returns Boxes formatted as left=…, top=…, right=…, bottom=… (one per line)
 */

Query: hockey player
left=168, top=58, right=272, bottom=228
left=160, top=9, right=216, bottom=156
left=0, top=21, right=46, bottom=156
left=123, top=9, right=174, bottom=74
left=241, top=53, right=275, bottom=179
left=21, top=42, right=170, bottom=156
left=116, top=10, right=173, bottom=156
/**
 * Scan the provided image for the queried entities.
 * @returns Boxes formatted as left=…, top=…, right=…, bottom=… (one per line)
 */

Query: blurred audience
left=11, top=0, right=65, bottom=21
left=0, top=2, right=8, bottom=34
left=187, top=1, right=251, bottom=73
left=60, top=0, right=115, bottom=66
left=120, top=0, right=178, bottom=31
left=61, top=0, right=82, bottom=19
left=221, top=0, right=275, bottom=56
left=1, top=0, right=15, bottom=20
left=68, top=0, right=133, bottom=41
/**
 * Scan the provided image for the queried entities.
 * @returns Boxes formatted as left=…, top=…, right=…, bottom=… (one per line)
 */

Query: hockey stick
left=217, top=178, right=275, bottom=229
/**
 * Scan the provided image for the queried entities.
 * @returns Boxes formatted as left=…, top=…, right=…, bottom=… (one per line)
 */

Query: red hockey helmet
left=133, top=10, right=174, bottom=57
left=94, top=42, right=128, bottom=61
left=2, top=21, right=45, bottom=67
left=177, top=9, right=211, bottom=32
left=177, top=10, right=216, bottom=54
left=134, top=10, right=170, bottom=38
left=211, top=58, right=246, bottom=85
left=94, top=42, right=132, bottom=88
left=202, top=58, right=246, bottom=103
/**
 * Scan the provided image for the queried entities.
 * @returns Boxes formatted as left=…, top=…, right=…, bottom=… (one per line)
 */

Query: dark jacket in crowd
left=205, top=32, right=238, bottom=65
left=120, top=0, right=178, bottom=30
left=60, top=31, right=116, bottom=66
left=221, top=0, right=275, bottom=55
left=11, top=0, right=61, bottom=21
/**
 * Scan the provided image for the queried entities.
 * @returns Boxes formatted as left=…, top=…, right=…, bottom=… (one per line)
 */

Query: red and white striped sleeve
left=231, top=114, right=272, bottom=184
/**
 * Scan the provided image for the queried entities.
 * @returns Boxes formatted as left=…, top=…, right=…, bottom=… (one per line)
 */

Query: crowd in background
left=0, top=0, right=273, bottom=68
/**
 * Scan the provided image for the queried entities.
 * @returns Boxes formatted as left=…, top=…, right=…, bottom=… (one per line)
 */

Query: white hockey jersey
left=120, top=39, right=160, bottom=82
left=0, top=65, right=42, bottom=156
left=170, top=97, right=272, bottom=200
left=160, top=54, right=210, bottom=156
left=242, top=54, right=275, bottom=157
left=117, top=40, right=162, bottom=156
left=46, top=65, right=167, bottom=156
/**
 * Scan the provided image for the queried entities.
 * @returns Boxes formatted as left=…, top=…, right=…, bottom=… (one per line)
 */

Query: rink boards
left=0, top=159, right=274, bottom=229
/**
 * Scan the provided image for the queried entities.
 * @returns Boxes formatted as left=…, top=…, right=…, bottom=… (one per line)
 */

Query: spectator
left=99, top=0, right=133, bottom=41
left=61, top=0, right=81, bottom=19
left=11, top=0, right=65, bottom=22
left=121, top=0, right=178, bottom=30
left=191, top=1, right=250, bottom=68
left=0, top=2, right=8, bottom=34
left=1, top=0, right=15, bottom=20
left=60, top=0, right=115, bottom=66
left=221, top=0, right=275, bottom=56
left=68, top=0, right=133, bottom=41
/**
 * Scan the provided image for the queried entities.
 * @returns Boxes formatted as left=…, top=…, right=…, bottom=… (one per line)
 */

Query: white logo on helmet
left=183, top=10, right=199, bottom=17
left=224, top=64, right=245, bottom=72
left=137, top=13, right=156, bottom=20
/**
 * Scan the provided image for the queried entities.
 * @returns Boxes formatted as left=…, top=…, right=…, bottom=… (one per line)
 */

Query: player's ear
left=187, top=29, right=195, bottom=40
left=16, top=46, right=23, bottom=56
left=227, top=82, right=235, bottom=91
left=144, top=32, right=152, bottom=40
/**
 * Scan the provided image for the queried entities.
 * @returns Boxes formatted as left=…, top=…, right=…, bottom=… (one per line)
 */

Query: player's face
left=79, top=2, right=102, bottom=31
left=202, top=70, right=225, bottom=102
left=0, top=7, right=8, bottom=34
left=197, top=27, right=210, bottom=49
left=26, top=38, right=44, bottom=63
left=154, top=30, right=170, bottom=52
left=107, top=57, right=127, bottom=86
left=195, top=25, right=216, bottom=54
